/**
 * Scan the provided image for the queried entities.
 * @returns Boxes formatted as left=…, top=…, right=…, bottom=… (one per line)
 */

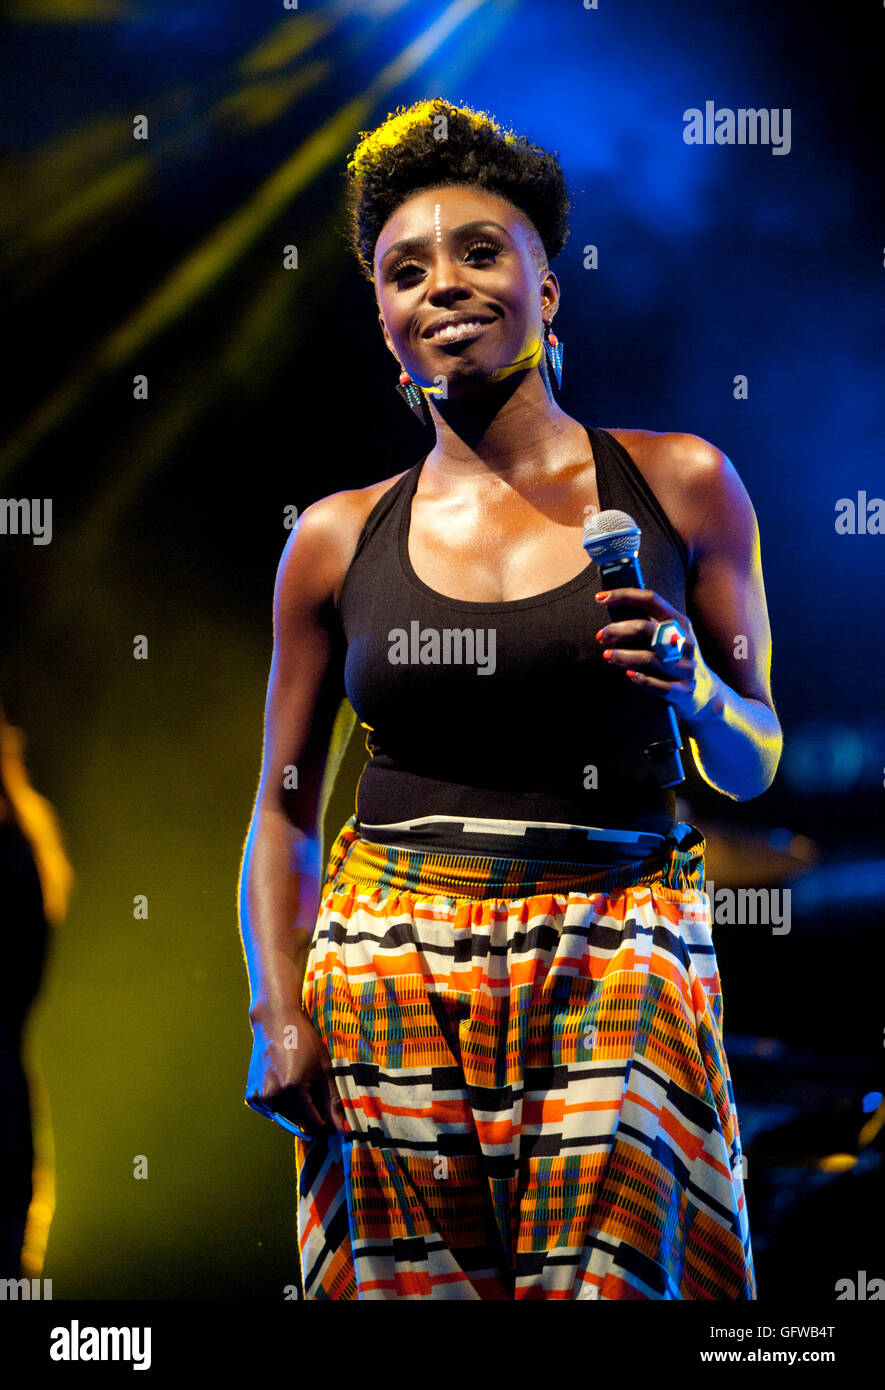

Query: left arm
left=595, top=435, right=783, bottom=801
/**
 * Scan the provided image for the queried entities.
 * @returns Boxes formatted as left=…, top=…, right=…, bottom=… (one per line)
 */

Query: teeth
left=429, top=319, right=486, bottom=343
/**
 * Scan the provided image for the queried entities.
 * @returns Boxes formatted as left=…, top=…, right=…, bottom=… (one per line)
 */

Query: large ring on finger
left=651, top=619, right=688, bottom=665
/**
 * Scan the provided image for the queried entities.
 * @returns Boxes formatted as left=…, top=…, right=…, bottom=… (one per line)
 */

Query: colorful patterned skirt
left=293, top=813, right=755, bottom=1300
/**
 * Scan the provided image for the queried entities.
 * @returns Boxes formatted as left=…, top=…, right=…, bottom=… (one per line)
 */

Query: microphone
left=583, top=509, right=685, bottom=787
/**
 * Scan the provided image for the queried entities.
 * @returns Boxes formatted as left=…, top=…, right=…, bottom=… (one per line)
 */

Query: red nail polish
left=595, top=591, right=610, bottom=602
left=595, top=629, right=605, bottom=640
left=603, top=649, right=612, bottom=659
left=626, top=669, right=637, bottom=679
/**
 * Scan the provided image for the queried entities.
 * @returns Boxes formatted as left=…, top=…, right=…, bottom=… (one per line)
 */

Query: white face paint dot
left=434, top=202, right=442, bottom=242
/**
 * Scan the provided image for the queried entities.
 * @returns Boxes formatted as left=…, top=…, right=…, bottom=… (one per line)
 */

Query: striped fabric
left=293, top=813, right=755, bottom=1300
left=357, top=813, right=669, bottom=864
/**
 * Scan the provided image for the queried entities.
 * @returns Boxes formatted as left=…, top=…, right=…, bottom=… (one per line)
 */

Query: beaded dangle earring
left=543, top=319, right=563, bottom=388
left=395, top=367, right=431, bottom=426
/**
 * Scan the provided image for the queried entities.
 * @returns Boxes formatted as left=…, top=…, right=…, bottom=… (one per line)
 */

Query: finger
left=246, top=1087, right=326, bottom=1139
left=245, top=1093, right=273, bottom=1119
left=603, top=647, right=694, bottom=677
left=295, top=1096, right=328, bottom=1138
left=320, top=1068, right=352, bottom=1138
left=624, top=668, right=693, bottom=698
left=594, top=588, right=682, bottom=622
left=597, top=627, right=696, bottom=667
left=273, top=1084, right=328, bottom=1137
left=595, top=618, right=655, bottom=645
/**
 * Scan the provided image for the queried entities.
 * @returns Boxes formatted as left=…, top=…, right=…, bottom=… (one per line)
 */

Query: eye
left=387, top=259, right=423, bottom=285
left=462, top=238, right=505, bottom=262
left=387, top=237, right=506, bottom=285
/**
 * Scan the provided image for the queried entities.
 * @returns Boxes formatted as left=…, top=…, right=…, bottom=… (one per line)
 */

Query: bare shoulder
left=276, top=468, right=411, bottom=611
left=605, top=428, right=754, bottom=564
left=605, top=426, right=737, bottom=490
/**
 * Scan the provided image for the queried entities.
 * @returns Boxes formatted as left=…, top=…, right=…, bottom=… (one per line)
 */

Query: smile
left=425, top=319, right=492, bottom=345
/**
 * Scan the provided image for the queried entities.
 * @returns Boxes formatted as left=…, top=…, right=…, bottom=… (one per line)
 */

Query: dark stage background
left=0, top=0, right=883, bottom=1300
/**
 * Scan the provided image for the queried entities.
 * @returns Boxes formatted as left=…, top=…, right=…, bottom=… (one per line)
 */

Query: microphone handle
left=598, top=554, right=685, bottom=787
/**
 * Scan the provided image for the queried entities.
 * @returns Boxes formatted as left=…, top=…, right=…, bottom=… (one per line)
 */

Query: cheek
left=508, top=312, right=542, bottom=355
left=499, top=281, right=540, bottom=333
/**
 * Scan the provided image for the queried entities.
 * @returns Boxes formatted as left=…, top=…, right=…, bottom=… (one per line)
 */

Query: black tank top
left=334, top=424, right=690, bottom=858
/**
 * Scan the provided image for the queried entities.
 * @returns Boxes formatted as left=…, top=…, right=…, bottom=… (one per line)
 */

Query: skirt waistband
left=357, top=814, right=667, bottom=865
left=321, top=813, right=706, bottom=900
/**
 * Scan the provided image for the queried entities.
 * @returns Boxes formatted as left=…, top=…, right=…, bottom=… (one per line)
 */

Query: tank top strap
left=588, top=425, right=690, bottom=577
left=335, top=457, right=427, bottom=617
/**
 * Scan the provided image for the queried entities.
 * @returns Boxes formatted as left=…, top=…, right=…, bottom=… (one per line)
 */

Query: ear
left=540, top=270, right=560, bottom=323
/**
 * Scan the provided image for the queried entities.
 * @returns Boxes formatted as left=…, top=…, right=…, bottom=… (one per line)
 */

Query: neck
left=421, top=366, right=575, bottom=481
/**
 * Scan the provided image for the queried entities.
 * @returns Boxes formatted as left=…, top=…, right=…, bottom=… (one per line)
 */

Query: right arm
left=237, top=495, right=355, bottom=1138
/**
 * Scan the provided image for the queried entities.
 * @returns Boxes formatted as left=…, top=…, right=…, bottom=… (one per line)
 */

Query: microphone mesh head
left=582, top=509, right=641, bottom=562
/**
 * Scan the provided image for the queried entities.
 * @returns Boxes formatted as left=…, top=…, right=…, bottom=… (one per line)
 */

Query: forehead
left=374, top=184, right=532, bottom=264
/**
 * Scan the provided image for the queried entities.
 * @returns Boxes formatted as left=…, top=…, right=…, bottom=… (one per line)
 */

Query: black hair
left=344, top=97, right=570, bottom=282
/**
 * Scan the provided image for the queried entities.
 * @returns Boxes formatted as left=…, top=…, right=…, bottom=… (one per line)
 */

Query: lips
left=422, top=314, right=495, bottom=344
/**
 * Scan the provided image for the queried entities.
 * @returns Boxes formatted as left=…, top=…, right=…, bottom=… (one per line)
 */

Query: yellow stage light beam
left=2, top=65, right=327, bottom=274
left=0, top=0, right=495, bottom=480
left=858, top=1098, right=885, bottom=1149
left=239, top=12, right=333, bottom=76
left=0, top=116, right=133, bottom=236
left=6, top=0, right=132, bottom=20
left=55, top=204, right=345, bottom=585
left=816, top=1154, right=857, bottom=1173
left=30, top=156, right=151, bottom=249
left=239, top=0, right=416, bottom=78
left=1, top=0, right=424, bottom=271
left=4, top=3, right=413, bottom=262
left=213, top=63, right=332, bottom=132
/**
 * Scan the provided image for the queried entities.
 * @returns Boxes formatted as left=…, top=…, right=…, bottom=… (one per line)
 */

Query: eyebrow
left=378, top=220, right=512, bottom=266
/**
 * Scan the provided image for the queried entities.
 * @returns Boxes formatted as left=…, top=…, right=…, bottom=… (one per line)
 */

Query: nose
left=424, top=250, right=473, bottom=305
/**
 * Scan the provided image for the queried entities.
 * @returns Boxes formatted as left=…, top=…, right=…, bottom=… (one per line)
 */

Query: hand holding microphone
left=583, top=511, right=722, bottom=786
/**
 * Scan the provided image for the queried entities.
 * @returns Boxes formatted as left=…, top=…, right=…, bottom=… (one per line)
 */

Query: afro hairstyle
left=344, top=97, right=571, bottom=283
